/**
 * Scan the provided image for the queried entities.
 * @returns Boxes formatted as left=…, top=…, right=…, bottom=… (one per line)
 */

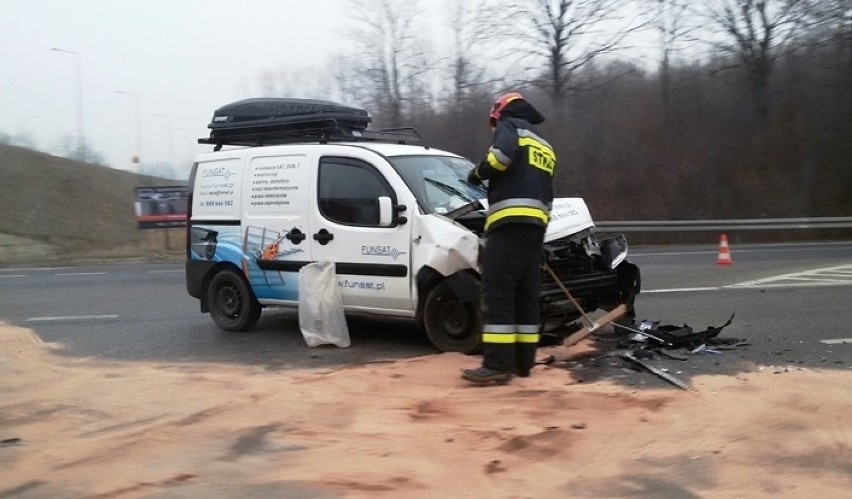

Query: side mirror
left=378, top=196, right=407, bottom=227
left=378, top=196, right=394, bottom=226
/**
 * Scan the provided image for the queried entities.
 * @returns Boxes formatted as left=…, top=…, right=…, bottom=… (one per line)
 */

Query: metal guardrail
left=596, top=217, right=852, bottom=232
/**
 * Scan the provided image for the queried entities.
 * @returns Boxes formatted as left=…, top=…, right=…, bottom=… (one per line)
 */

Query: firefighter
left=462, top=91, right=556, bottom=385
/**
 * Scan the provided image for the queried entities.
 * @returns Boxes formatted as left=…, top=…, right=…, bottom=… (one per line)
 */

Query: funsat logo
left=202, top=167, right=236, bottom=181
left=361, top=245, right=406, bottom=260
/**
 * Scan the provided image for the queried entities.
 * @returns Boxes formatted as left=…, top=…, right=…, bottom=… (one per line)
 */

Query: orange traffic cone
left=716, top=233, right=733, bottom=265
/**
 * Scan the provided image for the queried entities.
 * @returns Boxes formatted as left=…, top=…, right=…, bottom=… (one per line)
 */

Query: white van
left=185, top=98, right=640, bottom=353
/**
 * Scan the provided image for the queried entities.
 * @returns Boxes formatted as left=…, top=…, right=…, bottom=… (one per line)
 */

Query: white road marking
left=0, top=274, right=27, bottom=279
left=0, top=267, right=67, bottom=272
left=25, top=314, right=120, bottom=322
left=644, top=264, right=852, bottom=293
left=728, top=264, right=852, bottom=289
left=639, top=251, right=717, bottom=257
left=55, top=272, right=108, bottom=276
left=147, top=269, right=183, bottom=274
left=820, top=338, right=852, bottom=345
left=729, top=282, right=850, bottom=289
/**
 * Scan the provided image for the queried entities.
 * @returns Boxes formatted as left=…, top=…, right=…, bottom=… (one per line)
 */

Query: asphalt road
left=1, top=241, right=851, bottom=386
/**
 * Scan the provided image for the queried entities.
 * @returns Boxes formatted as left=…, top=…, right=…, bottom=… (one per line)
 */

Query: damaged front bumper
left=540, top=230, right=640, bottom=324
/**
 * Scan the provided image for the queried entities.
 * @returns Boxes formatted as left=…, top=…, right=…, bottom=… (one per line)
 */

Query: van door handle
left=313, top=228, right=334, bottom=245
left=285, top=227, right=306, bottom=245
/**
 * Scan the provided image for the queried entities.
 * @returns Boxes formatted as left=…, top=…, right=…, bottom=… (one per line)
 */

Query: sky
left=1, top=0, right=666, bottom=181
left=0, top=0, right=363, bottom=179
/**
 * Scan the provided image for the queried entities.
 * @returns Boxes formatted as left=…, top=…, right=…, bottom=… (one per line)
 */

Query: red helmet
left=489, top=92, right=524, bottom=126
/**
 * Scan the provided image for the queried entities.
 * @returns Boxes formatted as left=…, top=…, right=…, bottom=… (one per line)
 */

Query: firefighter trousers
left=480, top=223, right=546, bottom=372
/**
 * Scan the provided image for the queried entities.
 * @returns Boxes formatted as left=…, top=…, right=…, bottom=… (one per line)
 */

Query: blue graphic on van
left=189, top=224, right=300, bottom=301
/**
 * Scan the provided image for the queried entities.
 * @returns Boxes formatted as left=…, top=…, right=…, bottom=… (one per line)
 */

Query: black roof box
left=209, top=98, right=370, bottom=130
left=199, top=97, right=421, bottom=147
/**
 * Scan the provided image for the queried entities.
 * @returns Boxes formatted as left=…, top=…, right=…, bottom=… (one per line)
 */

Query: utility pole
left=50, top=47, right=85, bottom=160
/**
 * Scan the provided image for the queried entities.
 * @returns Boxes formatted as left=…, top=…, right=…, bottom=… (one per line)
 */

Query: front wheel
left=421, top=280, right=481, bottom=354
left=206, top=268, right=261, bottom=331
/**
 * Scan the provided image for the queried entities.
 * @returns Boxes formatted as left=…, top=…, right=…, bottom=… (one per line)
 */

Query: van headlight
left=601, top=235, right=628, bottom=270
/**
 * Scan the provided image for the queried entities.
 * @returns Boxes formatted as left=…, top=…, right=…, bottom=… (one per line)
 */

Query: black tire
left=422, top=280, right=481, bottom=354
left=206, top=269, right=261, bottom=332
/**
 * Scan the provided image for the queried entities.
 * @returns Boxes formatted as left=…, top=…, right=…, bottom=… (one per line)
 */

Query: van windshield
left=389, top=155, right=486, bottom=217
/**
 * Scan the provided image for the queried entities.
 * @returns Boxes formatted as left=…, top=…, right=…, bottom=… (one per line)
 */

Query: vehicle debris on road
left=618, top=352, right=692, bottom=391
left=541, top=313, right=748, bottom=390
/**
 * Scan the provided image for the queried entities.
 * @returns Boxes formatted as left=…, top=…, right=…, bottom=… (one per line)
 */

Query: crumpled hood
left=474, top=197, right=594, bottom=242
left=412, top=198, right=596, bottom=279
left=545, top=198, right=595, bottom=242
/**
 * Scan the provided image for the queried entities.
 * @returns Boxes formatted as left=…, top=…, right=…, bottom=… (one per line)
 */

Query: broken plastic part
left=619, top=352, right=691, bottom=391
left=638, top=320, right=659, bottom=331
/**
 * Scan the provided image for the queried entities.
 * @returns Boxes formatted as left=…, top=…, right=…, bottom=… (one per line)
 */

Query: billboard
left=134, top=186, right=188, bottom=229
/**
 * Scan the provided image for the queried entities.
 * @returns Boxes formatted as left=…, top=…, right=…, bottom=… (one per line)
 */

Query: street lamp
left=176, top=127, right=194, bottom=167
left=50, top=47, right=85, bottom=160
left=154, top=113, right=175, bottom=167
left=116, top=90, right=143, bottom=173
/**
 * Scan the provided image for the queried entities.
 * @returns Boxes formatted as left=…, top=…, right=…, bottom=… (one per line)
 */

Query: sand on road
left=1, top=323, right=850, bottom=498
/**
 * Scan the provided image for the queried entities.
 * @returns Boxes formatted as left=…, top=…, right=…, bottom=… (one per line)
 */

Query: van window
left=389, top=155, right=483, bottom=215
left=318, top=158, right=392, bottom=226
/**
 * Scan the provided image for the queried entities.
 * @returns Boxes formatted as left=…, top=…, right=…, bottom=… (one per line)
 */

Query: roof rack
left=198, top=98, right=423, bottom=149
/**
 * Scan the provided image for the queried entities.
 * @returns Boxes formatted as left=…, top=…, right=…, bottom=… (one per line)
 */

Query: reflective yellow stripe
left=517, top=333, right=540, bottom=344
left=485, top=206, right=549, bottom=230
left=487, top=151, right=508, bottom=171
left=504, top=94, right=522, bottom=105
left=519, top=136, right=553, bottom=150
left=519, top=137, right=556, bottom=175
left=482, top=332, right=517, bottom=344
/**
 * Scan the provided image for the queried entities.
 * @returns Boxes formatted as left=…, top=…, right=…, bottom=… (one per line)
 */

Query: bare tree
left=339, top=0, right=432, bottom=127
left=699, top=0, right=806, bottom=125
left=56, top=135, right=103, bottom=165
left=650, top=0, right=699, bottom=117
left=443, top=0, right=493, bottom=110
left=329, top=55, right=369, bottom=106
left=495, top=0, right=645, bottom=101
left=243, top=65, right=335, bottom=100
left=800, top=0, right=852, bottom=75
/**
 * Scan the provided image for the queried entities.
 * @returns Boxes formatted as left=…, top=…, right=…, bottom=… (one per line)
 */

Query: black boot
left=462, top=366, right=512, bottom=385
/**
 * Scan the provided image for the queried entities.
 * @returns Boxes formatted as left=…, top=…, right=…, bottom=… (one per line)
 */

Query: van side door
left=240, top=150, right=314, bottom=303
left=308, top=151, right=416, bottom=314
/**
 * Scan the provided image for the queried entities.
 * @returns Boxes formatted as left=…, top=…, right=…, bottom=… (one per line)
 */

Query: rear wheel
left=206, top=269, right=261, bottom=331
left=422, top=280, right=481, bottom=354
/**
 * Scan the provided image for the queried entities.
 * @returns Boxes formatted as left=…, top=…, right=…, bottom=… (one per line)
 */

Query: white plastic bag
left=298, top=261, right=350, bottom=348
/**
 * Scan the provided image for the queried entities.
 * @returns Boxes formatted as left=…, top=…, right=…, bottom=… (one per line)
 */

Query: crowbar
left=544, top=263, right=627, bottom=347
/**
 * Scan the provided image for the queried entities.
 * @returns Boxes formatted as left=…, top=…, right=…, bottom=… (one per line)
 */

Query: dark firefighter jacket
left=471, top=106, right=556, bottom=233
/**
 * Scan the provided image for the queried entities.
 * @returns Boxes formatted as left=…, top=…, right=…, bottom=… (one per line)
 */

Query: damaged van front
left=388, top=154, right=640, bottom=353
